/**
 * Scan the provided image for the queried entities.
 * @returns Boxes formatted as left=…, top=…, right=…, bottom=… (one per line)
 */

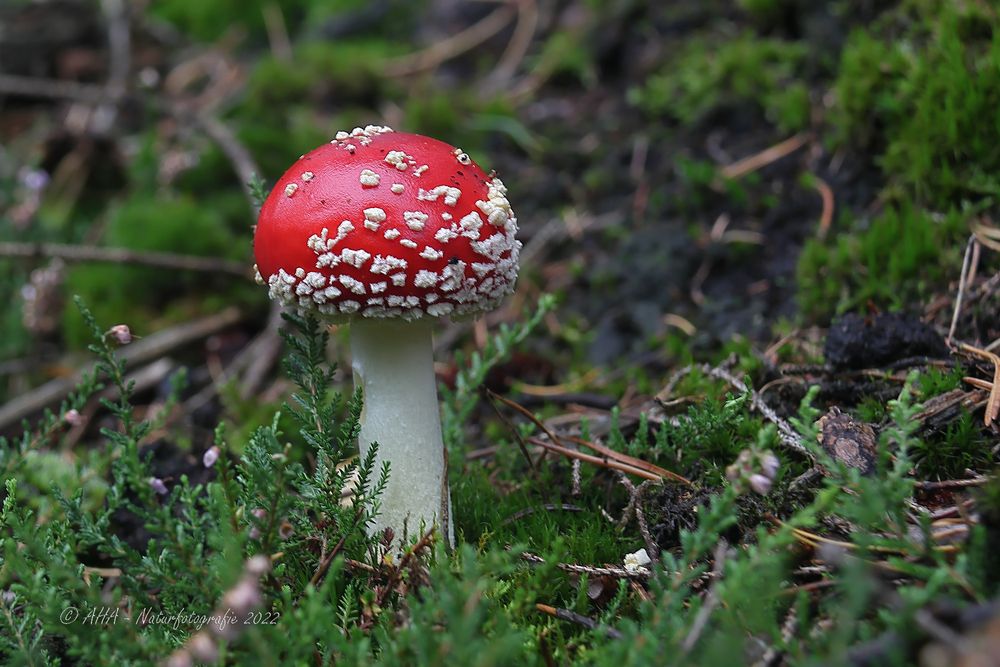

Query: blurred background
left=1, top=0, right=997, bottom=425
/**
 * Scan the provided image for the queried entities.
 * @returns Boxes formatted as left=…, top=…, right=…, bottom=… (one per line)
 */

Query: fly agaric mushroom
left=253, top=125, right=520, bottom=547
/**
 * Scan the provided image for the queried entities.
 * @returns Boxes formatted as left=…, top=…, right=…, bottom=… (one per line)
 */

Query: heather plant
left=3, top=302, right=988, bottom=665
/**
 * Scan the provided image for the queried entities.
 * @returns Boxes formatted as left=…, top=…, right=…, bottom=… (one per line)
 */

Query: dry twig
left=719, top=134, right=810, bottom=180
left=0, top=241, right=248, bottom=277
left=535, top=603, right=623, bottom=639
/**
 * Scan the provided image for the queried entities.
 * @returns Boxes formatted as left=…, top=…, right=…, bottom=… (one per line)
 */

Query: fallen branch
left=0, top=308, right=243, bottom=431
left=0, top=241, right=248, bottom=277
left=535, top=603, right=623, bottom=639
left=520, top=551, right=650, bottom=580
left=383, top=3, right=517, bottom=77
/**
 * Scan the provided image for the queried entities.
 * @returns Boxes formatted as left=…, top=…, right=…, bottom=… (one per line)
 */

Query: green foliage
left=62, top=193, right=243, bottom=346
left=796, top=204, right=966, bottom=318
left=1, top=302, right=387, bottom=664
left=631, top=33, right=809, bottom=132
left=1, top=304, right=987, bottom=665
left=913, top=411, right=990, bottom=479
left=967, top=476, right=1000, bottom=596
left=916, top=364, right=965, bottom=398
left=655, top=392, right=765, bottom=484
left=440, top=294, right=556, bottom=453
left=149, top=0, right=402, bottom=44
left=830, top=3, right=1000, bottom=206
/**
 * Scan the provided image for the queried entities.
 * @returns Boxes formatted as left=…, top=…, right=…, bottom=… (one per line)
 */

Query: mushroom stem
left=350, top=318, right=453, bottom=548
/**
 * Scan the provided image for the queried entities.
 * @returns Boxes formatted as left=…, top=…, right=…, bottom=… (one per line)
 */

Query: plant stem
left=350, top=319, right=453, bottom=548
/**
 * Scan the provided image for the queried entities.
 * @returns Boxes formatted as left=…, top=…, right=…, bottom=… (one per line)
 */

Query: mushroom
left=253, top=125, right=520, bottom=547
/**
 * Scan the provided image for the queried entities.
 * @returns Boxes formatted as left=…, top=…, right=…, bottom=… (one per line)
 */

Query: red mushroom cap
left=253, top=126, right=520, bottom=320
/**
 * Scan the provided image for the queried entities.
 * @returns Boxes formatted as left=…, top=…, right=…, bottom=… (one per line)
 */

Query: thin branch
left=482, top=0, right=539, bottom=93
left=535, top=603, right=623, bottom=639
left=0, top=73, right=105, bottom=103
left=520, top=551, right=650, bottom=580
left=0, top=308, right=243, bottom=430
left=813, top=176, right=835, bottom=240
left=680, top=540, right=730, bottom=655
left=700, top=364, right=814, bottom=461
left=383, top=3, right=517, bottom=77
left=947, top=236, right=979, bottom=345
left=0, top=241, right=248, bottom=277
left=719, top=134, right=810, bottom=180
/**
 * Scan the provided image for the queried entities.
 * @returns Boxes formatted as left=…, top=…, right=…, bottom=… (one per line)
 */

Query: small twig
left=535, top=603, right=623, bottom=639
left=700, top=364, right=814, bottom=461
left=185, top=112, right=263, bottom=216
left=915, top=477, right=990, bottom=491
left=383, top=3, right=517, bottom=77
left=262, top=3, right=293, bottom=62
left=753, top=606, right=799, bottom=667
left=0, top=308, right=244, bottom=431
left=719, top=134, right=810, bottom=180
left=375, top=527, right=437, bottom=607
left=520, top=551, right=650, bottom=580
left=956, top=342, right=1000, bottom=425
left=617, top=475, right=659, bottom=563
left=482, top=0, right=539, bottom=93
left=564, top=434, right=688, bottom=484
left=309, top=509, right=364, bottom=588
left=680, top=540, right=730, bottom=655
left=92, top=0, right=130, bottom=135
left=914, top=608, right=971, bottom=653
left=527, top=435, right=680, bottom=483
left=344, top=558, right=378, bottom=574
left=948, top=236, right=979, bottom=345
left=813, top=176, right=835, bottom=240
left=0, top=241, right=248, bottom=277
left=485, top=390, right=539, bottom=472
left=0, top=73, right=106, bottom=103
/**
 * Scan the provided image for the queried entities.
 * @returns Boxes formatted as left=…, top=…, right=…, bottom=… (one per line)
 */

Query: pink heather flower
left=149, top=477, right=169, bottom=496
left=64, top=409, right=83, bottom=426
left=249, top=508, right=266, bottom=539
left=188, top=633, right=218, bottom=663
left=108, top=324, right=133, bottom=344
left=203, top=446, right=220, bottom=468
left=761, top=452, right=780, bottom=480
left=20, top=168, right=49, bottom=192
left=222, top=578, right=262, bottom=616
left=749, top=474, right=773, bottom=496
left=246, top=555, right=271, bottom=577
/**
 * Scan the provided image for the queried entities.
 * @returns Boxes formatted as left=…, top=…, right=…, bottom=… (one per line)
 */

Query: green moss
left=657, top=395, right=765, bottom=483
left=912, top=411, right=990, bottom=479
left=62, top=194, right=243, bottom=346
left=796, top=204, right=966, bottom=319
left=830, top=4, right=1000, bottom=206
left=630, top=33, right=808, bottom=129
left=916, top=365, right=965, bottom=398
left=149, top=0, right=394, bottom=44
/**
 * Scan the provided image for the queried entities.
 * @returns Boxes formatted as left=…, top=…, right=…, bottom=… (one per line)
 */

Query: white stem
left=350, top=319, right=453, bottom=547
